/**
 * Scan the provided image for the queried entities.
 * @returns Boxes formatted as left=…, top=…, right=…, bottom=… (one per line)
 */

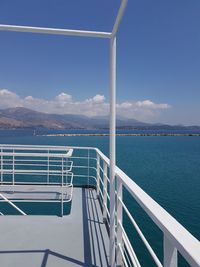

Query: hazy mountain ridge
left=0, top=107, right=199, bottom=130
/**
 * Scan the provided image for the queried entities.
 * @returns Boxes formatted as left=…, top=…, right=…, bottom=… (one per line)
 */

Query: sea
left=0, top=129, right=199, bottom=266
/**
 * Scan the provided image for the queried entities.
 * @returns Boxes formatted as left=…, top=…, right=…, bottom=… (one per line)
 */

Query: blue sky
left=0, top=0, right=200, bottom=125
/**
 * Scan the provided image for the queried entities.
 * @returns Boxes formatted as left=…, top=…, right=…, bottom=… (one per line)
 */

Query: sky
left=0, top=0, right=200, bottom=125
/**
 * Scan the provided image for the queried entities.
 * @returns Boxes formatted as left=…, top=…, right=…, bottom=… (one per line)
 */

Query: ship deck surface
left=0, top=188, right=109, bottom=267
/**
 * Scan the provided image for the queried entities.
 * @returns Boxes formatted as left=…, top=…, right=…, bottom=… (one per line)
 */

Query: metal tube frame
left=0, top=1, right=128, bottom=266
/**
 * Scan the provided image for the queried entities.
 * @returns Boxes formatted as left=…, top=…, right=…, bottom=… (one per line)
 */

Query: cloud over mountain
left=0, top=89, right=171, bottom=121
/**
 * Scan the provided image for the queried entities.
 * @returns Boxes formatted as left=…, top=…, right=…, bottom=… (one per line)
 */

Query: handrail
left=116, top=168, right=200, bottom=267
left=0, top=24, right=111, bottom=39
left=0, top=151, right=73, bottom=158
left=95, top=147, right=200, bottom=267
left=0, top=193, right=26, bottom=215
left=0, top=145, right=199, bottom=266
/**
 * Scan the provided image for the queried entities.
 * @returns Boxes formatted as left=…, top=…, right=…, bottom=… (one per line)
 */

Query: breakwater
left=39, top=133, right=200, bottom=137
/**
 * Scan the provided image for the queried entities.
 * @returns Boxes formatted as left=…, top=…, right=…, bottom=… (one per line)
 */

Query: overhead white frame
left=0, top=0, right=128, bottom=39
left=0, top=1, right=128, bottom=266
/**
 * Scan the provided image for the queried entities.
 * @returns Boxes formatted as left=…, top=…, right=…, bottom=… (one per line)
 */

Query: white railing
left=0, top=144, right=199, bottom=266
left=0, top=145, right=74, bottom=216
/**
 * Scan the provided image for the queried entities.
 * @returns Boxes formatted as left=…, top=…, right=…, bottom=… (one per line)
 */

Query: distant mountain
left=0, top=107, right=150, bottom=129
left=0, top=107, right=199, bottom=130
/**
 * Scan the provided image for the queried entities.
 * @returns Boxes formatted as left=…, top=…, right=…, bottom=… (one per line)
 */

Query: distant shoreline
left=39, top=133, right=200, bottom=137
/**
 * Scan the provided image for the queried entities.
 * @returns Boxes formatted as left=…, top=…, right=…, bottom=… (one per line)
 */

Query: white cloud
left=0, top=89, right=171, bottom=121
left=0, top=89, right=22, bottom=108
left=55, top=92, right=72, bottom=103
left=135, top=100, right=170, bottom=109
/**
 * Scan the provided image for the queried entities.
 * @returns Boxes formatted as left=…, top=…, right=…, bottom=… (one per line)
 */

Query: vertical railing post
left=12, top=149, right=15, bottom=185
left=65, top=148, right=69, bottom=186
left=61, top=156, right=64, bottom=217
left=164, top=234, right=177, bottom=267
left=96, top=153, right=100, bottom=197
left=103, top=161, right=108, bottom=222
left=116, top=176, right=123, bottom=266
left=109, top=36, right=117, bottom=267
left=1, top=148, right=3, bottom=183
left=47, top=149, right=49, bottom=184
left=87, top=149, right=90, bottom=187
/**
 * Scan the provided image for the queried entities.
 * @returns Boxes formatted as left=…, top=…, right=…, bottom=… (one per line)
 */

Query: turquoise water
left=0, top=131, right=199, bottom=266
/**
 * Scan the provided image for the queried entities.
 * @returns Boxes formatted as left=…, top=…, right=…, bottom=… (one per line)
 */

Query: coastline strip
left=38, top=133, right=200, bottom=137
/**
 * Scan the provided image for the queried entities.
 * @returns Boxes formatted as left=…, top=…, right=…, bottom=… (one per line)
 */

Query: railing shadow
left=0, top=188, right=109, bottom=267
left=82, top=188, right=109, bottom=267
left=0, top=249, right=85, bottom=267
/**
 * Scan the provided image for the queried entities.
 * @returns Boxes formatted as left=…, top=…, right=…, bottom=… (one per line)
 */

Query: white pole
left=109, top=36, right=117, bottom=267
left=103, top=161, right=108, bottom=222
left=47, top=150, right=49, bottom=184
left=1, top=148, right=3, bottom=183
left=96, top=154, right=100, bottom=197
left=116, top=178, right=123, bottom=266
left=12, top=150, right=15, bottom=185
left=112, top=0, right=128, bottom=37
left=61, top=157, right=64, bottom=217
left=0, top=24, right=111, bottom=39
left=164, top=235, right=177, bottom=267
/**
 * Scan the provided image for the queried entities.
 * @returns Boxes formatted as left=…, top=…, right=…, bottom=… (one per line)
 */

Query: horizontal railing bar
left=0, top=185, right=73, bottom=188
left=95, top=147, right=200, bottom=267
left=0, top=152, right=71, bottom=158
left=1, top=144, right=95, bottom=150
left=0, top=169, right=71, bottom=173
left=0, top=24, right=112, bottom=38
left=0, top=193, right=26, bottom=215
left=0, top=199, right=71, bottom=203
left=116, top=170, right=200, bottom=267
left=119, top=197, right=163, bottom=267
left=118, top=244, right=129, bottom=267
left=1, top=144, right=199, bottom=266
left=118, top=221, right=141, bottom=267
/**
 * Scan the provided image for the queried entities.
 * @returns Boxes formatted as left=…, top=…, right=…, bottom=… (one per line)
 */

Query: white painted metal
left=109, top=36, right=117, bottom=267
left=12, top=152, right=14, bottom=185
left=103, top=161, right=108, bottom=221
left=0, top=145, right=74, bottom=215
left=0, top=193, right=26, bottom=215
left=118, top=221, right=141, bottom=267
left=0, top=145, right=199, bottom=266
left=0, top=24, right=111, bottom=38
left=112, top=0, right=128, bottom=37
left=61, top=157, right=64, bottom=217
left=93, top=147, right=200, bottom=267
left=118, top=197, right=163, bottom=267
left=116, top=179, right=123, bottom=266
left=115, top=167, right=200, bottom=267
left=87, top=149, right=90, bottom=186
left=1, top=148, right=3, bottom=182
left=47, top=150, right=50, bottom=184
left=1, top=1, right=199, bottom=265
left=96, top=154, right=100, bottom=197
left=164, top=235, right=177, bottom=267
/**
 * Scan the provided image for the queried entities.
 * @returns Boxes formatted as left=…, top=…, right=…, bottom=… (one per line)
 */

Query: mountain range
left=0, top=107, right=199, bottom=130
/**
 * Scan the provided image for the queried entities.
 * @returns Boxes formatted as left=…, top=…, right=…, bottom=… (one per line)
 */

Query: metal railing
left=95, top=148, right=200, bottom=267
left=0, top=144, right=199, bottom=266
left=0, top=145, right=74, bottom=216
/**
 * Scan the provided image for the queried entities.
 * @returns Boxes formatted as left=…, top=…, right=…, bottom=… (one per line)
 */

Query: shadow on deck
left=0, top=188, right=109, bottom=267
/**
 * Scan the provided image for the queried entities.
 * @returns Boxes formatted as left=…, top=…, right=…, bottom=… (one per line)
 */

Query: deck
left=0, top=188, right=109, bottom=267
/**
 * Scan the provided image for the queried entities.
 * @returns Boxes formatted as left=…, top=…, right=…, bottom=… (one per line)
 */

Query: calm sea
left=0, top=129, right=199, bottom=266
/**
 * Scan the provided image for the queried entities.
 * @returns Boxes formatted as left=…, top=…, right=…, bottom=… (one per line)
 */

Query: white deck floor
left=0, top=188, right=109, bottom=267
